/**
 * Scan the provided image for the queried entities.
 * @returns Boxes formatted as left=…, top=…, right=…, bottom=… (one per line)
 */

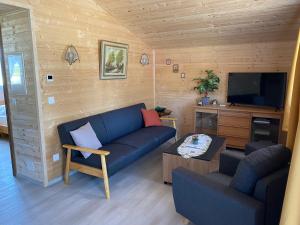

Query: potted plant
left=193, top=70, right=220, bottom=105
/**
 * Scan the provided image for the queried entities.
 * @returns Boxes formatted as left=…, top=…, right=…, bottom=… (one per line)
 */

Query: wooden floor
left=0, top=138, right=192, bottom=225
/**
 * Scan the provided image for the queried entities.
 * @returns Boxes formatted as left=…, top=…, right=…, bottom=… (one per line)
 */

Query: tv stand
left=194, top=105, right=284, bottom=149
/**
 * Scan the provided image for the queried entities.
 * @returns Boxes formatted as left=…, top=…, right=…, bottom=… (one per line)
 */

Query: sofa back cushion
left=58, top=103, right=146, bottom=157
left=58, top=114, right=109, bottom=158
left=70, top=122, right=102, bottom=159
left=230, top=144, right=291, bottom=195
left=101, top=103, right=146, bottom=142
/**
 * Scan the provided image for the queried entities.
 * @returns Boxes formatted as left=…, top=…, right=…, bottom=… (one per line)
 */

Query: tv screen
left=227, top=72, right=287, bottom=108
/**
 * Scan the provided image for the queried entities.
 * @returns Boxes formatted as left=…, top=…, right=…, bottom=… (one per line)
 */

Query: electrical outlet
left=53, top=153, right=60, bottom=162
left=48, top=96, right=55, bottom=105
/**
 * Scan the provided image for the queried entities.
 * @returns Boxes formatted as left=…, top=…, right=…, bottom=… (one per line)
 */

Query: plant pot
left=201, top=96, right=210, bottom=105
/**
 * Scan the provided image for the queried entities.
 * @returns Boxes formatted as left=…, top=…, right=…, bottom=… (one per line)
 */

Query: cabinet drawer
left=221, top=136, right=248, bottom=149
left=218, top=126, right=250, bottom=138
left=218, top=116, right=250, bottom=128
left=219, top=110, right=251, bottom=118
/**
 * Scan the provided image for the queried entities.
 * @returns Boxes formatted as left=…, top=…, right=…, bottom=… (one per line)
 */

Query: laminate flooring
left=0, top=138, right=192, bottom=225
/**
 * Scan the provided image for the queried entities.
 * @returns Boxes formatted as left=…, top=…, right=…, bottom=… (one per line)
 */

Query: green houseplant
left=194, top=70, right=220, bottom=105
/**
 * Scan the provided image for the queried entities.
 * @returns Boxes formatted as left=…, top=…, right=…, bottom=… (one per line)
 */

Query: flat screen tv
left=227, top=72, right=287, bottom=109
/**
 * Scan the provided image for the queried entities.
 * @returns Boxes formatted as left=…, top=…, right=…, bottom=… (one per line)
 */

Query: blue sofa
left=172, top=145, right=290, bottom=225
left=58, top=103, right=176, bottom=199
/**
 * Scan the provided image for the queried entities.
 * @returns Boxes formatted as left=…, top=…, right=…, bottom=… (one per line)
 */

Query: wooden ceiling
left=98, top=0, right=300, bottom=48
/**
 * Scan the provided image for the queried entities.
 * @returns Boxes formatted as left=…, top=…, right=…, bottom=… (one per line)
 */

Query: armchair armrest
left=172, top=168, right=264, bottom=225
left=219, top=150, right=245, bottom=176
left=62, top=144, right=110, bottom=156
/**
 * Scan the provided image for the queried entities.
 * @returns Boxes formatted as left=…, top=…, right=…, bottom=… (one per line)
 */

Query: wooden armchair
left=63, top=144, right=111, bottom=199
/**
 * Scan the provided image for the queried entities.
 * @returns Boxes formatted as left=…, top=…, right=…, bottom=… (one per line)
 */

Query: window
left=7, top=53, right=27, bottom=94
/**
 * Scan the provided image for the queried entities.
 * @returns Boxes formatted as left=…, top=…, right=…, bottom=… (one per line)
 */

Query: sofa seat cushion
left=230, top=144, right=291, bottom=195
left=205, top=172, right=232, bottom=186
left=71, top=143, right=139, bottom=176
left=114, top=126, right=176, bottom=149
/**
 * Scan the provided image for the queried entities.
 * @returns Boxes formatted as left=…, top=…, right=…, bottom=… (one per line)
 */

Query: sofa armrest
left=172, top=168, right=264, bottom=225
left=219, top=150, right=245, bottom=176
left=62, top=144, right=110, bottom=156
left=160, top=117, right=177, bottom=129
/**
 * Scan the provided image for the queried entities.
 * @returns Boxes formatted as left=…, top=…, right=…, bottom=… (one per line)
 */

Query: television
left=227, top=72, right=287, bottom=109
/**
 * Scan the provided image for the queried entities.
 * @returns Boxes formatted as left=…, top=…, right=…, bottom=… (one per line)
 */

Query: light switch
left=48, top=96, right=55, bottom=105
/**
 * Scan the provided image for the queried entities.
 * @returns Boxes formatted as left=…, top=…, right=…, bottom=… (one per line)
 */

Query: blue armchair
left=172, top=144, right=290, bottom=225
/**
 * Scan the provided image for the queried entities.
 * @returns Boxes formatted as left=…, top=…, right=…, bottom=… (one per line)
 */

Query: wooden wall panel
left=1, top=10, right=44, bottom=182
left=33, top=0, right=153, bottom=182
left=155, top=41, right=295, bottom=137
left=0, top=0, right=154, bottom=183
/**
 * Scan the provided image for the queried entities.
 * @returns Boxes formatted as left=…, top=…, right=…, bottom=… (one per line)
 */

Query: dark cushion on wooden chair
left=230, top=144, right=291, bottom=195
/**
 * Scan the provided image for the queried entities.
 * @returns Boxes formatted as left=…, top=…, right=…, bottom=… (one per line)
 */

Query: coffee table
left=163, top=133, right=226, bottom=184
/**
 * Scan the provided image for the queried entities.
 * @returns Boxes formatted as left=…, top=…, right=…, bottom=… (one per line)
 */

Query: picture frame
left=166, top=58, right=172, bottom=65
left=173, top=64, right=179, bottom=73
left=7, top=52, right=27, bottom=95
left=99, top=40, right=128, bottom=80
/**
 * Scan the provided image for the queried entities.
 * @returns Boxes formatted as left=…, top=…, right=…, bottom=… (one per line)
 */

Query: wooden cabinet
left=194, top=105, right=283, bottom=149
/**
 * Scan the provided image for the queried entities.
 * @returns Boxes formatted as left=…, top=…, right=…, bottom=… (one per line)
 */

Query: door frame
left=0, top=24, right=16, bottom=176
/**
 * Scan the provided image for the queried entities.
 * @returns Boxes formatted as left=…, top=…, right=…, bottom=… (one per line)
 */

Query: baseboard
left=17, top=173, right=44, bottom=186
left=47, top=170, right=78, bottom=187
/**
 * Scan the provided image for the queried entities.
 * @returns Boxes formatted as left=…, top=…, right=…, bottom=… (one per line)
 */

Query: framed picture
left=99, top=40, right=128, bottom=80
left=173, top=64, right=179, bottom=73
left=7, top=52, right=27, bottom=95
left=166, top=58, right=172, bottom=65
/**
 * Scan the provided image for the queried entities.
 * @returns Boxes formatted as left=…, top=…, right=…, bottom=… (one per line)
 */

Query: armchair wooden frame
left=160, top=117, right=177, bottom=141
left=63, top=144, right=111, bottom=199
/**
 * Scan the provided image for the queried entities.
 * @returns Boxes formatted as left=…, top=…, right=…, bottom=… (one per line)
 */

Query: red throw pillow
left=141, top=109, right=162, bottom=127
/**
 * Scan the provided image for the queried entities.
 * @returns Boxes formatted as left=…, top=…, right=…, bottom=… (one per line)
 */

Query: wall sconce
left=65, top=45, right=80, bottom=65
left=140, top=53, right=149, bottom=65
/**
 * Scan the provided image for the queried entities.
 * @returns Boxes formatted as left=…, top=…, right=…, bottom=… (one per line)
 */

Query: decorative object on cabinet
left=173, top=64, right=179, bottom=73
left=193, top=70, right=220, bottom=106
left=65, top=45, right=80, bottom=65
left=140, top=53, right=149, bottom=65
left=99, top=40, right=128, bottom=80
left=7, top=52, right=27, bottom=95
left=166, top=58, right=172, bottom=65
